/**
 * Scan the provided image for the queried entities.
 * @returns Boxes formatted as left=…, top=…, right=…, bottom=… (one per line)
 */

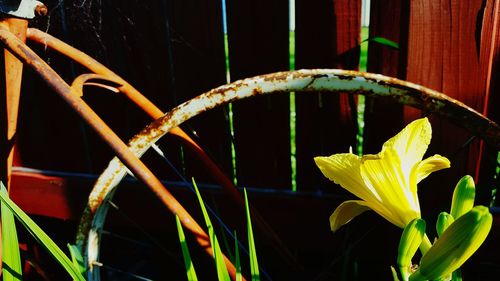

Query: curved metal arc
left=71, top=74, right=123, bottom=96
left=80, top=70, right=500, bottom=267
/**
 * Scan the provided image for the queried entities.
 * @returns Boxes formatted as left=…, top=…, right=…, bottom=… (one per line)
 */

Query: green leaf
left=67, top=244, right=86, bottom=278
left=1, top=183, right=22, bottom=281
left=0, top=182, right=85, bottom=281
left=234, top=231, right=242, bottom=281
left=192, top=178, right=230, bottom=281
left=175, top=215, right=198, bottom=281
left=369, top=37, right=399, bottom=49
left=244, top=188, right=260, bottom=281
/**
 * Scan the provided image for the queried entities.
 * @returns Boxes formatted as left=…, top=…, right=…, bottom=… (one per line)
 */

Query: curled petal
left=414, top=155, right=450, bottom=184
left=329, top=200, right=371, bottom=232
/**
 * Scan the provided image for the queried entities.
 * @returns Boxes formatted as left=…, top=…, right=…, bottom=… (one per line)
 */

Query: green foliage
left=234, top=231, right=242, bottom=281
left=0, top=182, right=85, bottom=281
left=1, top=183, right=22, bottom=281
left=175, top=215, right=198, bottom=281
left=244, top=189, right=260, bottom=281
left=67, top=244, right=86, bottom=278
left=193, top=179, right=230, bottom=281
left=369, top=37, right=399, bottom=49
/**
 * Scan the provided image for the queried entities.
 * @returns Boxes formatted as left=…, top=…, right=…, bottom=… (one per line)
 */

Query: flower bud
left=450, top=175, right=475, bottom=219
left=398, top=219, right=426, bottom=281
left=436, top=212, right=454, bottom=237
left=410, top=206, right=492, bottom=281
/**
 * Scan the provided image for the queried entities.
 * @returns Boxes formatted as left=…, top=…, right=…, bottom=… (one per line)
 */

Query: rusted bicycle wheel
left=76, top=69, right=500, bottom=280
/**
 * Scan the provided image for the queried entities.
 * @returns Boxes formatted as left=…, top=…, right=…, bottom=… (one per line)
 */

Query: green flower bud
left=398, top=219, right=426, bottom=281
left=450, top=175, right=475, bottom=219
left=410, top=206, right=492, bottom=281
left=436, top=212, right=454, bottom=237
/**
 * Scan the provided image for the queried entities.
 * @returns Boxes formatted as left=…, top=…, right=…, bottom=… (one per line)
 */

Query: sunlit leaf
left=1, top=183, right=22, bottom=281
left=193, top=178, right=230, bottom=281
left=244, top=189, right=260, bottom=281
left=175, top=215, right=198, bottom=281
left=67, top=244, right=86, bottom=278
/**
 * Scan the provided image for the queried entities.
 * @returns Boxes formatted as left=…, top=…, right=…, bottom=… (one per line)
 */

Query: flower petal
left=414, top=154, right=450, bottom=184
left=361, top=148, right=420, bottom=227
left=382, top=118, right=432, bottom=175
left=314, top=154, right=379, bottom=202
left=329, top=200, right=371, bottom=232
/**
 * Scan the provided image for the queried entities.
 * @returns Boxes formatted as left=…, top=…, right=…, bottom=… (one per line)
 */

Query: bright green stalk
left=356, top=26, right=369, bottom=155
left=192, top=179, right=230, bottom=281
left=289, top=0, right=297, bottom=191
left=175, top=215, right=198, bottom=281
left=0, top=182, right=85, bottom=281
left=67, top=244, right=86, bottom=278
left=1, top=183, right=22, bottom=281
left=244, top=189, right=260, bottom=281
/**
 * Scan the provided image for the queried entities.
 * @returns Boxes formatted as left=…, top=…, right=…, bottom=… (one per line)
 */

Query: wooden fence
left=17, top=0, right=500, bottom=206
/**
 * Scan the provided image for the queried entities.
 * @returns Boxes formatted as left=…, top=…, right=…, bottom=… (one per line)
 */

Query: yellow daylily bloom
left=315, top=118, right=450, bottom=231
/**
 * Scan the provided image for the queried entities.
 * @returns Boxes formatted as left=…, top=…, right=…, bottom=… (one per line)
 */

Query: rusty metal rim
left=79, top=68, right=500, bottom=279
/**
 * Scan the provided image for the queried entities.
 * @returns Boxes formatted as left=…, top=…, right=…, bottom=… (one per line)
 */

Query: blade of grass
left=192, top=178, right=230, bottom=281
left=0, top=182, right=85, bottom=281
left=175, top=215, right=198, bottom=281
left=368, top=36, right=399, bottom=49
left=1, top=183, right=22, bottom=281
left=67, top=244, right=86, bottom=278
left=234, top=231, right=242, bottom=281
left=244, top=189, right=260, bottom=281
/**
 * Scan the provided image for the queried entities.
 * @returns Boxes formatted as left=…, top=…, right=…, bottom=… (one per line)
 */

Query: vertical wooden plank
left=167, top=0, right=231, bottom=183
left=363, top=0, right=407, bottom=153
left=406, top=0, right=492, bottom=207
left=477, top=0, right=500, bottom=202
left=295, top=0, right=361, bottom=189
left=227, top=0, right=291, bottom=189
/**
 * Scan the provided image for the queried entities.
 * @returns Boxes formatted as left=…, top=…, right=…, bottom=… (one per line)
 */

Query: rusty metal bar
left=26, top=28, right=298, bottom=267
left=1, top=19, right=27, bottom=191
left=0, top=26, right=241, bottom=280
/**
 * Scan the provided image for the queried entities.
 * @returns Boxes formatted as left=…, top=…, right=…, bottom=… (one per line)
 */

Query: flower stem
left=419, top=234, right=432, bottom=254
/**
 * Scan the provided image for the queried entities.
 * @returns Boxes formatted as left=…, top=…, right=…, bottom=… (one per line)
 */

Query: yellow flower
left=315, top=118, right=450, bottom=231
